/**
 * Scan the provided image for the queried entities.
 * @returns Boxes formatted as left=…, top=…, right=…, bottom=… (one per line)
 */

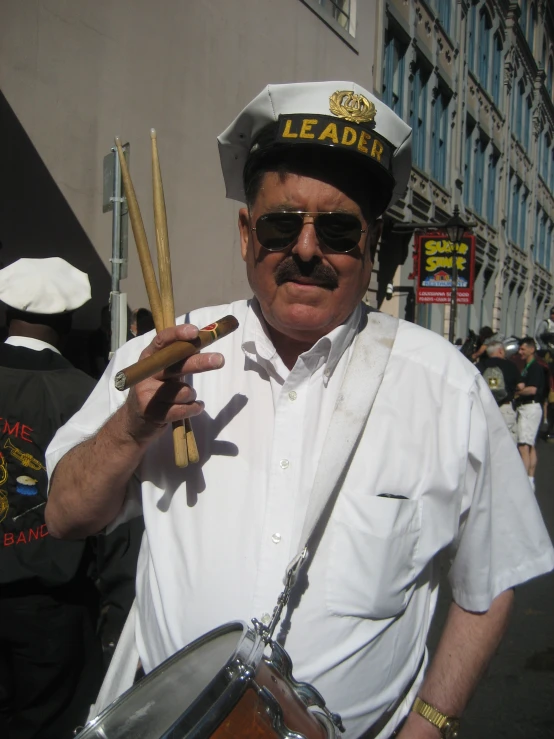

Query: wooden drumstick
left=114, top=137, right=164, bottom=332
left=150, top=129, right=193, bottom=467
left=151, top=129, right=175, bottom=329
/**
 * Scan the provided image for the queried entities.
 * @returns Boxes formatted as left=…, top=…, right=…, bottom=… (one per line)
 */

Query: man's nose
left=291, top=218, right=323, bottom=261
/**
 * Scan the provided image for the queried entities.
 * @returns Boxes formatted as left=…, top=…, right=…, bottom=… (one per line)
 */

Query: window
left=383, top=30, right=407, bottom=118
left=477, top=10, right=492, bottom=88
left=520, top=0, right=528, bottom=38
left=527, top=2, right=536, bottom=52
left=467, top=2, right=478, bottom=74
left=300, top=0, right=357, bottom=43
left=508, top=178, right=529, bottom=249
left=463, top=118, right=475, bottom=208
left=473, top=135, right=487, bottom=216
left=435, top=0, right=451, bottom=35
left=534, top=205, right=541, bottom=258
left=318, top=0, right=351, bottom=30
left=547, top=222, right=553, bottom=272
left=410, top=59, right=430, bottom=170
left=519, top=187, right=529, bottom=249
left=514, top=80, right=525, bottom=142
left=431, top=88, right=450, bottom=184
left=491, top=34, right=503, bottom=107
left=538, top=132, right=549, bottom=182
left=522, top=94, right=532, bottom=151
left=510, top=175, right=521, bottom=244
left=537, top=211, right=546, bottom=265
left=486, top=150, right=499, bottom=225
left=548, top=57, right=554, bottom=97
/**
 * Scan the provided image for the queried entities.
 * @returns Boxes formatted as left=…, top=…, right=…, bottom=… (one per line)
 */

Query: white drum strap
left=264, top=310, right=399, bottom=638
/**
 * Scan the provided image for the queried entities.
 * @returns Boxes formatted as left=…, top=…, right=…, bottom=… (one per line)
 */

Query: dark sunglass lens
left=316, top=213, right=362, bottom=252
left=255, top=213, right=303, bottom=251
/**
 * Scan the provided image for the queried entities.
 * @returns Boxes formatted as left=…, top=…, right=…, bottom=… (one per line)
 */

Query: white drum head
left=78, top=622, right=258, bottom=739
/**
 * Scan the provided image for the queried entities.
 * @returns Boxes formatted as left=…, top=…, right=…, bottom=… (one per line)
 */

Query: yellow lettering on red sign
left=426, top=255, right=467, bottom=271
left=424, top=239, right=469, bottom=256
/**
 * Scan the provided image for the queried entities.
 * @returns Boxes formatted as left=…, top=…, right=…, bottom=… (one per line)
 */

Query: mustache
left=274, top=257, right=339, bottom=290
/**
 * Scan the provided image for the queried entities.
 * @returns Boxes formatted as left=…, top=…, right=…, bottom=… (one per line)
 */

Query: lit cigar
left=114, top=316, right=239, bottom=391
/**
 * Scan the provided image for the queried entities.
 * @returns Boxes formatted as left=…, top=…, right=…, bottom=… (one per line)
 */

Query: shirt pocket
left=325, top=496, right=422, bottom=619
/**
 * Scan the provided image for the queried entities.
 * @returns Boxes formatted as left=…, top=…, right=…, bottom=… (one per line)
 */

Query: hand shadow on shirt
left=154, top=393, right=248, bottom=511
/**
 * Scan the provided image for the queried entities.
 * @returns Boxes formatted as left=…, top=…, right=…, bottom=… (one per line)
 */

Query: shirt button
left=271, top=533, right=282, bottom=544
left=288, top=390, right=297, bottom=401
left=324, top=368, right=331, bottom=377
left=280, top=459, right=289, bottom=469
left=261, top=613, right=271, bottom=625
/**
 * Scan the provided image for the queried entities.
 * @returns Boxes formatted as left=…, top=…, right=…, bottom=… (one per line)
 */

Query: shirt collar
left=241, top=299, right=361, bottom=383
left=5, top=336, right=61, bottom=355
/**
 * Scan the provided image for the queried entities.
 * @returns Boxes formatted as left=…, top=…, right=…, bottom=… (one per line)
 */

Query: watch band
left=411, top=697, right=459, bottom=737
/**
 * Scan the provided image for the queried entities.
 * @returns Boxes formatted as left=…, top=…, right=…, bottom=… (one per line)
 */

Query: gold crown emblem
left=329, top=90, right=376, bottom=124
left=0, top=491, right=8, bottom=523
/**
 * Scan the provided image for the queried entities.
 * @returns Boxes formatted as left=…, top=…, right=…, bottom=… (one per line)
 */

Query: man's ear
left=238, top=208, right=251, bottom=262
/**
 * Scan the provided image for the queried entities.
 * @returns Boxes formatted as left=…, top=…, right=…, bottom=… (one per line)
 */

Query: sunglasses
left=251, top=211, right=366, bottom=253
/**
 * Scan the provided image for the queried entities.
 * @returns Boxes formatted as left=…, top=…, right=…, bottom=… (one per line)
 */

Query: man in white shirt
left=45, top=83, right=554, bottom=739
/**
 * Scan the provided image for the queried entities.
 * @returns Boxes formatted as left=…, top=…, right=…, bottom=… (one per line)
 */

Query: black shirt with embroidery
left=479, top=357, right=522, bottom=405
left=0, top=343, right=95, bottom=585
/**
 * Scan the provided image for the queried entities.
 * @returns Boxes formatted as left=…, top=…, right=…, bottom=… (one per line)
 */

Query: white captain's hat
left=218, top=81, right=412, bottom=210
left=0, top=257, right=91, bottom=314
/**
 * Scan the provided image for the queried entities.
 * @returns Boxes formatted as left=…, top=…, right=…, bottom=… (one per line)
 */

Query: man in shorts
left=516, top=337, right=545, bottom=489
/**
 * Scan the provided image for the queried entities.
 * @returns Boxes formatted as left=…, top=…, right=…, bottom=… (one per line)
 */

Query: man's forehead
left=253, top=171, right=363, bottom=211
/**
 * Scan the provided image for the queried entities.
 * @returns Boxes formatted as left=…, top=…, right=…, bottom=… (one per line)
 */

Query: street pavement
left=427, top=438, right=554, bottom=739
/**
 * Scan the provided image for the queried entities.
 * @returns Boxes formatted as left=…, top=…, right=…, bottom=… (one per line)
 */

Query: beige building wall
left=0, top=0, right=377, bottom=328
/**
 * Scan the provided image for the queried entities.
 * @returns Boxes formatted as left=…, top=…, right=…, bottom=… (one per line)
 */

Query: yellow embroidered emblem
left=0, top=490, right=8, bottom=523
left=0, top=453, right=7, bottom=487
left=329, top=90, right=376, bottom=124
left=4, top=438, right=45, bottom=471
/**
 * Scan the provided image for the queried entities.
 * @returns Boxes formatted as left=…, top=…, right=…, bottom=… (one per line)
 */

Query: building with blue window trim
left=374, top=0, right=554, bottom=341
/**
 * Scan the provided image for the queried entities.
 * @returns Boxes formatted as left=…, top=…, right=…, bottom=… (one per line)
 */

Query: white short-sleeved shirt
left=47, top=300, right=554, bottom=738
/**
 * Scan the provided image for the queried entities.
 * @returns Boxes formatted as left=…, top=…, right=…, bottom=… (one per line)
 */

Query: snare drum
left=78, top=621, right=342, bottom=738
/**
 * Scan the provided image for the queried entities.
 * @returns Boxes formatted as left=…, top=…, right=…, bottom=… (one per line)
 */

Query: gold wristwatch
left=411, top=697, right=460, bottom=738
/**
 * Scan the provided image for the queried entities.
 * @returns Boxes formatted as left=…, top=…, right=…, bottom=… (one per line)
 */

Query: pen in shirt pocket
left=377, top=493, right=409, bottom=500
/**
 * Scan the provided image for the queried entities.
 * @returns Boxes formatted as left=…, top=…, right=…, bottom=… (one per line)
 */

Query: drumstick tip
left=150, top=128, right=157, bottom=139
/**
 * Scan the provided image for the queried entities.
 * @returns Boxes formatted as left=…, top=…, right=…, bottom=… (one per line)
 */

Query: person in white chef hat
left=0, top=257, right=103, bottom=738
left=0, top=256, right=91, bottom=351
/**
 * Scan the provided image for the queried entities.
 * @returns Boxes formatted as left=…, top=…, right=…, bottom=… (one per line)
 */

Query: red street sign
left=415, top=231, right=476, bottom=305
